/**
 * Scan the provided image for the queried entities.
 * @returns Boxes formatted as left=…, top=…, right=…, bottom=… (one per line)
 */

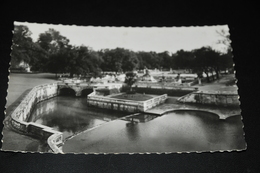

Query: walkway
left=145, top=74, right=240, bottom=119
left=194, top=74, right=238, bottom=92
left=2, top=73, right=57, bottom=152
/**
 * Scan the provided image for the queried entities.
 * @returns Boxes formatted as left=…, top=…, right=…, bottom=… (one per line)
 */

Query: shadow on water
left=126, top=121, right=140, bottom=141
left=81, top=89, right=93, bottom=97
left=25, top=94, right=245, bottom=153
left=59, top=88, right=76, bottom=96
left=171, top=109, right=220, bottom=121
left=29, top=96, right=129, bottom=140
left=62, top=108, right=245, bottom=153
left=122, top=114, right=158, bottom=123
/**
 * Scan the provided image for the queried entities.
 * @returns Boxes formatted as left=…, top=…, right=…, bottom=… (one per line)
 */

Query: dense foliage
left=11, top=25, right=234, bottom=81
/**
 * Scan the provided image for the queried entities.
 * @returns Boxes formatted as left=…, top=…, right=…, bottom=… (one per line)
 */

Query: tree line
left=11, top=25, right=233, bottom=81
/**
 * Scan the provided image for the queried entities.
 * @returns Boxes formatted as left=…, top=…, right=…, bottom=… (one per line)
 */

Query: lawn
left=110, top=93, right=153, bottom=101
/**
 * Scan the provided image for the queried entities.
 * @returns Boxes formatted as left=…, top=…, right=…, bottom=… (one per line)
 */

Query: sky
left=15, top=21, right=229, bottom=54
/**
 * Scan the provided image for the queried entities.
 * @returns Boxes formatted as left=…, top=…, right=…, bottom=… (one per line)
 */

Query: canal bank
left=145, top=96, right=241, bottom=119
left=2, top=73, right=57, bottom=152
left=63, top=111, right=245, bottom=153
left=2, top=73, right=243, bottom=153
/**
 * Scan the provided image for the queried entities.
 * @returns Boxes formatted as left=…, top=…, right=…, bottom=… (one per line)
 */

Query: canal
left=29, top=96, right=129, bottom=139
left=29, top=96, right=245, bottom=153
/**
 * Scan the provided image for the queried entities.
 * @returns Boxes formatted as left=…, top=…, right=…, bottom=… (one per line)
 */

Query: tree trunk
left=215, top=67, right=219, bottom=79
left=70, top=72, right=73, bottom=78
left=211, top=70, right=215, bottom=81
left=198, top=77, right=201, bottom=85
left=205, top=72, right=210, bottom=82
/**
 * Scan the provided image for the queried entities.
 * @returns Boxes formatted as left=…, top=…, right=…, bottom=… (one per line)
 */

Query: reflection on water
left=29, top=96, right=245, bottom=153
left=122, top=114, right=157, bottom=123
left=126, top=121, right=140, bottom=141
left=29, top=96, right=128, bottom=139
left=63, top=110, right=245, bottom=153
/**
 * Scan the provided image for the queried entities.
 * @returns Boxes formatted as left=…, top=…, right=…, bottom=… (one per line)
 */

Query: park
left=1, top=23, right=245, bottom=154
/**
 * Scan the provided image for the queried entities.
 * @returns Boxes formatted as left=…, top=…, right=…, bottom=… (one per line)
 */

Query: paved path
left=145, top=74, right=240, bottom=119
left=194, top=74, right=238, bottom=92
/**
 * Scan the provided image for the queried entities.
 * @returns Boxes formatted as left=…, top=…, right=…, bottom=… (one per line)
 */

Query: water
left=29, top=96, right=245, bottom=153
left=64, top=111, right=245, bottom=153
left=29, top=96, right=129, bottom=139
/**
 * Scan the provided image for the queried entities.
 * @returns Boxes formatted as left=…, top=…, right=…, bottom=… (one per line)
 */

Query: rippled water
left=29, top=96, right=245, bottom=153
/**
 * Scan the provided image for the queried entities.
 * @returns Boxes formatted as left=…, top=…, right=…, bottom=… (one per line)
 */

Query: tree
left=121, top=50, right=139, bottom=72
left=137, top=51, right=158, bottom=70
left=47, top=47, right=69, bottom=77
left=11, top=25, right=34, bottom=69
left=37, top=28, right=70, bottom=54
left=157, top=51, right=173, bottom=69
left=216, top=29, right=231, bottom=51
left=36, top=29, right=71, bottom=73
left=100, top=48, right=139, bottom=73
left=192, top=47, right=215, bottom=82
left=216, top=29, right=234, bottom=73
left=124, top=71, right=138, bottom=93
left=64, top=46, right=103, bottom=78
left=192, top=47, right=225, bottom=82
left=100, top=48, right=123, bottom=73
left=172, top=50, right=193, bottom=70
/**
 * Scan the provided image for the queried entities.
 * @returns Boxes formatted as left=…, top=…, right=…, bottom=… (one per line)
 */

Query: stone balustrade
left=87, top=92, right=167, bottom=112
left=9, top=83, right=63, bottom=153
left=177, top=90, right=240, bottom=106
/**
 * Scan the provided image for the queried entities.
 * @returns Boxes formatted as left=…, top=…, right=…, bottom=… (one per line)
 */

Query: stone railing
left=87, top=93, right=167, bottom=113
left=177, top=90, right=240, bottom=106
left=143, top=94, right=168, bottom=111
left=87, top=94, right=143, bottom=112
left=9, top=83, right=63, bottom=153
left=134, top=83, right=197, bottom=90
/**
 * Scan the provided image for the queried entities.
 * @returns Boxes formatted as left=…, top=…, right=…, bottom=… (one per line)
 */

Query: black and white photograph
left=2, top=22, right=245, bottom=154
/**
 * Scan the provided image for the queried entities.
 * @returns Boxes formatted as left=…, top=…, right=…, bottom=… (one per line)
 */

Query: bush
left=133, top=87, right=193, bottom=96
left=126, top=90, right=136, bottom=94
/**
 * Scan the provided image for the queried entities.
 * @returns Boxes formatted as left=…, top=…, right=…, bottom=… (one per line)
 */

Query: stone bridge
left=57, top=82, right=123, bottom=96
left=57, top=83, right=94, bottom=96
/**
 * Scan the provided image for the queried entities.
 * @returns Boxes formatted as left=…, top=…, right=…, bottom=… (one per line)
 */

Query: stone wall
left=132, top=85, right=196, bottom=97
left=87, top=92, right=167, bottom=113
left=57, top=82, right=123, bottom=96
left=9, top=83, right=63, bottom=153
left=177, top=90, right=240, bottom=106
left=143, top=94, right=168, bottom=110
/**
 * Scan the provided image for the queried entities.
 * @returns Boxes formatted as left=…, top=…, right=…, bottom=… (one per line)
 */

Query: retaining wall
left=87, top=92, right=167, bottom=113
left=177, top=90, right=240, bottom=106
left=132, top=85, right=197, bottom=96
left=9, top=83, right=63, bottom=153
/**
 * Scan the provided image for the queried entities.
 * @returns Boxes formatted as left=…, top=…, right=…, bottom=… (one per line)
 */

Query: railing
left=135, top=83, right=197, bottom=91
left=88, top=94, right=142, bottom=106
left=177, top=90, right=240, bottom=106
left=143, top=94, right=168, bottom=111
left=9, top=83, right=63, bottom=153
left=88, top=92, right=167, bottom=112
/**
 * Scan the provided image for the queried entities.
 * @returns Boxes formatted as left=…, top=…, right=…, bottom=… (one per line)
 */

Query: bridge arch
left=81, top=88, right=94, bottom=97
left=57, top=84, right=94, bottom=97
left=59, top=88, right=76, bottom=96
